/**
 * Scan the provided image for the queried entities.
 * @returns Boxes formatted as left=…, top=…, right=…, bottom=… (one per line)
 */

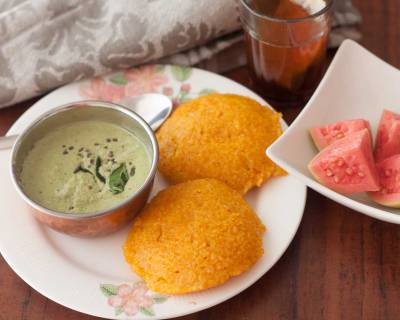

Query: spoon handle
left=0, top=134, right=18, bottom=150
left=148, top=107, right=171, bottom=130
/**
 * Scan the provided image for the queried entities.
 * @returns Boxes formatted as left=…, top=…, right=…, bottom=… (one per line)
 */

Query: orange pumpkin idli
left=156, top=93, right=285, bottom=194
left=123, top=179, right=265, bottom=294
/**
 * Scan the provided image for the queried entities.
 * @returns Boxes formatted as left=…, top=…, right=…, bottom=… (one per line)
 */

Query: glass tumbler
left=239, top=0, right=333, bottom=105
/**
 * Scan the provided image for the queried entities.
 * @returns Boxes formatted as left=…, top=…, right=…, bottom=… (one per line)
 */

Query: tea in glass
left=239, top=0, right=332, bottom=104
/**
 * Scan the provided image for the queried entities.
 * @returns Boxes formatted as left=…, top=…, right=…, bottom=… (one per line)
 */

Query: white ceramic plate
left=267, top=39, right=400, bottom=224
left=0, top=65, right=306, bottom=319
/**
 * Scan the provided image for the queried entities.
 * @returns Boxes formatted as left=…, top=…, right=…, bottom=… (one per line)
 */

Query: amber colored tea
left=243, top=0, right=330, bottom=103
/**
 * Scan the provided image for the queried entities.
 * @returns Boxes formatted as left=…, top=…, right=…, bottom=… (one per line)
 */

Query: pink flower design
left=124, top=299, right=139, bottom=316
left=105, top=283, right=157, bottom=316
left=118, top=283, right=134, bottom=297
left=108, top=295, right=123, bottom=308
left=180, top=83, right=191, bottom=93
left=162, top=86, right=174, bottom=96
left=124, top=65, right=168, bottom=96
left=79, top=77, right=126, bottom=102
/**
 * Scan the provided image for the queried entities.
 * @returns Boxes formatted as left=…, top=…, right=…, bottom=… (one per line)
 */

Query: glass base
left=250, top=80, right=312, bottom=110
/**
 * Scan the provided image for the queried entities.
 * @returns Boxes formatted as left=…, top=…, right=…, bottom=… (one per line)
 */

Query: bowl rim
left=10, top=100, right=159, bottom=220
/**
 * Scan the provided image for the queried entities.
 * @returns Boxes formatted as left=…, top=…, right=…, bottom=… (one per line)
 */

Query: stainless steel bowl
left=10, top=100, right=158, bottom=237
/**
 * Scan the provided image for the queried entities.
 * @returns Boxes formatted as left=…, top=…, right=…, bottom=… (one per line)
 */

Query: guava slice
left=369, top=154, right=400, bottom=207
left=374, top=110, right=400, bottom=162
left=309, top=119, right=371, bottom=151
left=308, top=129, right=379, bottom=194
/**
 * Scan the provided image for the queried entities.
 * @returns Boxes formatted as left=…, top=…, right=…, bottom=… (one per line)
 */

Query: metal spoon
left=0, top=93, right=172, bottom=150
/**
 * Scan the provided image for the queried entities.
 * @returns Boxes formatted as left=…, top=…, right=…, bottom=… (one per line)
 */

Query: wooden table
left=1, top=1, right=399, bottom=319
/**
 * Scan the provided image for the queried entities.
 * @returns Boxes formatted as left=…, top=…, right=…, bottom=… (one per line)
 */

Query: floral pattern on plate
left=100, top=282, right=168, bottom=317
left=79, top=64, right=216, bottom=107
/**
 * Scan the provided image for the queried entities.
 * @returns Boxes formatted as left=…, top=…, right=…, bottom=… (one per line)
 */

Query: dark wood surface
left=1, top=1, right=400, bottom=319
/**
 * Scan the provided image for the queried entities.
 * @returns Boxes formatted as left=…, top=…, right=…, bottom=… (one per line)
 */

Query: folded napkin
left=0, top=0, right=360, bottom=109
left=0, top=0, right=240, bottom=108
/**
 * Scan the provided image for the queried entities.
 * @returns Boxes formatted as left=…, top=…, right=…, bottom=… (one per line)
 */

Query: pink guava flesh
left=309, top=119, right=371, bottom=151
left=308, top=129, right=380, bottom=194
left=369, top=154, right=400, bottom=207
left=375, top=110, right=400, bottom=162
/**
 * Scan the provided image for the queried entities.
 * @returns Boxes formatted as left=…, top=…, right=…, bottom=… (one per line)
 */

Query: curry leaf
left=95, top=157, right=106, bottom=183
left=73, top=165, right=93, bottom=175
left=108, top=163, right=129, bottom=194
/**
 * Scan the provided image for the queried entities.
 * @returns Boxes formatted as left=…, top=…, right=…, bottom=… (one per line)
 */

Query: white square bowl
left=267, top=39, right=400, bottom=224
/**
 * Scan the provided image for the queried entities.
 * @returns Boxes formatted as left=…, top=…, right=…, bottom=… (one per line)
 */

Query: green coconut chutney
left=20, top=120, right=151, bottom=213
